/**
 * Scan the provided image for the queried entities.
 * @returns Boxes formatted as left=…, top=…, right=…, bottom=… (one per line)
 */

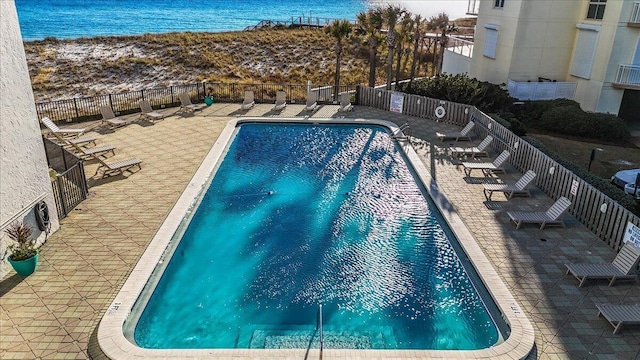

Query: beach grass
left=25, top=28, right=425, bottom=101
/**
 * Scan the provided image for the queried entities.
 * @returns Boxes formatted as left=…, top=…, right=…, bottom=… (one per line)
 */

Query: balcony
left=629, top=2, right=640, bottom=27
left=467, top=0, right=479, bottom=15
left=613, top=64, right=640, bottom=89
left=447, top=36, right=474, bottom=58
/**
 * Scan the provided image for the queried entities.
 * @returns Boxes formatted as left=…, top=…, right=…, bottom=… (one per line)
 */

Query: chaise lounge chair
left=241, top=91, right=255, bottom=110
left=482, top=170, right=536, bottom=200
left=139, top=100, right=164, bottom=122
left=305, top=92, right=319, bottom=112
left=449, top=135, right=493, bottom=159
left=436, top=121, right=475, bottom=142
left=338, top=92, right=353, bottom=112
left=92, top=153, right=143, bottom=178
left=596, top=303, right=640, bottom=334
left=100, top=106, right=133, bottom=129
left=506, top=196, right=571, bottom=230
left=462, top=150, right=510, bottom=177
left=565, top=242, right=640, bottom=287
left=273, top=91, right=287, bottom=111
left=179, top=93, right=207, bottom=113
left=41, top=117, right=96, bottom=147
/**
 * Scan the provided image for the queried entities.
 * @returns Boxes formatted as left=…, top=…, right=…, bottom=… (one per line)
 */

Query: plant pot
left=8, top=251, right=38, bottom=277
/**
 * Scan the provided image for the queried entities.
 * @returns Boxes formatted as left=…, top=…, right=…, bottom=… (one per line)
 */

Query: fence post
left=55, top=177, right=68, bottom=216
left=141, top=89, right=145, bottom=100
left=170, top=86, right=174, bottom=104
left=355, top=85, right=361, bottom=105
left=196, top=83, right=200, bottom=100
left=78, top=160, right=88, bottom=197
left=73, top=98, right=80, bottom=119
left=108, top=94, right=113, bottom=111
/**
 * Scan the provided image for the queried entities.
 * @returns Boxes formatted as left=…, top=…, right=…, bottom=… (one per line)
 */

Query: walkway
left=1, top=103, right=639, bottom=359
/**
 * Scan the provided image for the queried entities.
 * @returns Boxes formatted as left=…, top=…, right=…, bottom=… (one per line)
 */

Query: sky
left=373, top=0, right=470, bottom=20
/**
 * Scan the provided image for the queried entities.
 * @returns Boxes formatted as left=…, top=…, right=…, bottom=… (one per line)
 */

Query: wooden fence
left=36, top=82, right=357, bottom=124
left=43, top=137, right=88, bottom=219
left=357, top=87, right=640, bottom=252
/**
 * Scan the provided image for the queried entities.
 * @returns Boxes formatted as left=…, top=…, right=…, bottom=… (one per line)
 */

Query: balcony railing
left=630, top=2, right=640, bottom=25
left=467, top=0, right=479, bottom=15
left=446, top=36, right=474, bottom=58
left=613, top=64, right=640, bottom=88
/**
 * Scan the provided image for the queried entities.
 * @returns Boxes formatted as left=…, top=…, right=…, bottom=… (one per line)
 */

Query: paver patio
left=1, top=103, right=639, bottom=359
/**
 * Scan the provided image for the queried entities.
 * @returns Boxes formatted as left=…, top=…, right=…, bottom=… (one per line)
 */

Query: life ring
left=34, top=200, right=51, bottom=232
left=435, top=106, right=446, bottom=119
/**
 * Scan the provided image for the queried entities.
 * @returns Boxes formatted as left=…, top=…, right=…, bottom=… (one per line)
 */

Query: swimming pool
left=99, top=118, right=534, bottom=359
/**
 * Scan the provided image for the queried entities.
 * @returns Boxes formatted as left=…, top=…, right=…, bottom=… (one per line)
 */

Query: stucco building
left=1, top=0, right=60, bottom=276
left=443, top=0, right=640, bottom=121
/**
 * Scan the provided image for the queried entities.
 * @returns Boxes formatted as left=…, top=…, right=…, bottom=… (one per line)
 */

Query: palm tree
left=325, top=19, right=353, bottom=101
left=394, top=13, right=413, bottom=86
left=408, top=14, right=425, bottom=88
left=382, top=5, right=404, bottom=90
left=355, top=8, right=384, bottom=88
left=427, top=12, right=450, bottom=76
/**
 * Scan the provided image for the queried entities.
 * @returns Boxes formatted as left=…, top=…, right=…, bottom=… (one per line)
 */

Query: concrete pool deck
left=1, top=103, right=639, bottom=359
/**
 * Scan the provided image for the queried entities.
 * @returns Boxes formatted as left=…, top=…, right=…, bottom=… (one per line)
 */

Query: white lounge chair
left=273, top=91, right=287, bottom=111
left=449, top=135, right=493, bottom=158
left=179, top=93, right=207, bottom=113
left=482, top=170, right=536, bottom=200
left=565, top=242, right=640, bottom=287
left=596, top=303, right=640, bottom=334
left=100, top=106, right=132, bottom=129
left=139, top=100, right=164, bottom=122
left=462, top=150, right=510, bottom=177
left=92, top=154, right=143, bottom=178
left=241, top=91, right=255, bottom=110
left=305, top=92, right=319, bottom=112
left=338, top=92, right=353, bottom=112
left=436, top=121, right=475, bottom=142
left=41, top=117, right=96, bottom=146
left=506, top=196, right=571, bottom=230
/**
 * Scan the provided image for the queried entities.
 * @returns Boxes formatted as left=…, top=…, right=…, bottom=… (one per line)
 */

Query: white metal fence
left=507, top=79, right=577, bottom=101
left=357, top=86, right=640, bottom=253
left=614, top=64, right=640, bottom=86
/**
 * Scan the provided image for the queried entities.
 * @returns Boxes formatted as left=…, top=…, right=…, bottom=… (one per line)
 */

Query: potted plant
left=5, top=222, right=38, bottom=277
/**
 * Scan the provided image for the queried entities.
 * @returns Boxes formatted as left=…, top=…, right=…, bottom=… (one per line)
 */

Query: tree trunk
left=335, top=47, right=342, bottom=102
left=368, top=37, right=377, bottom=88
left=386, top=31, right=395, bottom=90
left=437, top=29, right=447, bottom=75
left=409, top=35, right=420, bottom=88
left=395, top=44, right=403, bottom=87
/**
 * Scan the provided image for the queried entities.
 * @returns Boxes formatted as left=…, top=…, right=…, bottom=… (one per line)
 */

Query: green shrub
left=524, top=137, right=639, bottom=215
left=488, top=112, right=527, bottom=136
left=515, top=99, right=581, bottom=125
left=398, top=74, right=513, bottom=113
left=537, top=106, right=629, bottom=141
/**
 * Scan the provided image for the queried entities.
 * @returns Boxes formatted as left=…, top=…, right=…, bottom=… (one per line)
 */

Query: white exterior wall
left=442, top=50, right=471, bottom=75
left=1, top=0, right=59, bottom=276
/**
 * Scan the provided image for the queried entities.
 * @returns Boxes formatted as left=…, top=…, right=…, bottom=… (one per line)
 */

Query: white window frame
left=483, top=24, right=499, bottom=59
left=586, top=0, right=606, bottom=20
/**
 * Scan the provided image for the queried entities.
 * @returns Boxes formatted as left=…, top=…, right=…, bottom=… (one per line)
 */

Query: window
left=570, top=24, right=600, bottom=79
left=587, top=0, right=606, bottom=20
left=494, top=0, right=505, bottom=8
left=483, top=24, right=499, bottom=59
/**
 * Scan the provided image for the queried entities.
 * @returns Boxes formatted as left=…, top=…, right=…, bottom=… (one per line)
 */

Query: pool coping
left=97, top=117, right=534, bottom=360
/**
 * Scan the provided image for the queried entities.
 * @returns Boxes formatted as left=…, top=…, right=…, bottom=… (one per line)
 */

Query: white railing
left=630, top=2, right=640, bottom=23
left=614, top=64, right=640, bottom=86
left=447, top=36, right=474, bottom=58
left=507, top=79, right=577, bottom=101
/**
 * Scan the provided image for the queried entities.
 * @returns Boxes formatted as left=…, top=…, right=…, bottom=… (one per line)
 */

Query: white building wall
left=442, top=50, right=471, bottom=75
left=1, top=0, right=60, bottom=276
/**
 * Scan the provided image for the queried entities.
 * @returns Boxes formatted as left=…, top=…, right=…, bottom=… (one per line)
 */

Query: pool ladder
left=316, top=302, right=324, bottom=353
left=392, top=123, right=410, bottom=141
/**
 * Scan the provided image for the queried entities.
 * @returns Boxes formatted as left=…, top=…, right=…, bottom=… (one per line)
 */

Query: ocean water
left=15, top=0, right=369, bottom=41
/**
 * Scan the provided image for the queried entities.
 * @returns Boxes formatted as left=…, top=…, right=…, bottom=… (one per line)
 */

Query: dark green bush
left=399, top=74, right=513, bottom=113
left=488, top=112, right=527, bottom=136
left=524, top=137, right=639, bottom=215
left=537, top=106, right=629, bottom=141
left=515, top=99, right=581, bottom=125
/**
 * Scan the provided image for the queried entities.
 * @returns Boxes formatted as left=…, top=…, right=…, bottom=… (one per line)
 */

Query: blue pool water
left=132, top=123, right=500, bottom=350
